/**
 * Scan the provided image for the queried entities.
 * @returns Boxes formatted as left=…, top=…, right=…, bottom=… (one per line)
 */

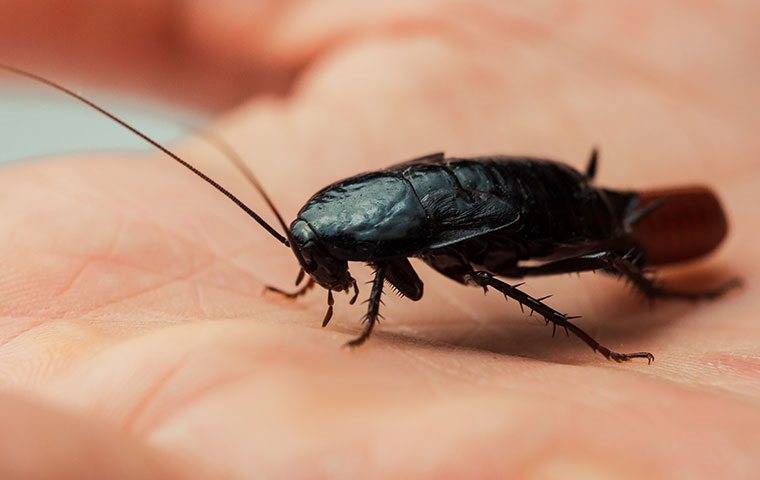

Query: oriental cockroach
left=1, top=65, right=740, bottom=363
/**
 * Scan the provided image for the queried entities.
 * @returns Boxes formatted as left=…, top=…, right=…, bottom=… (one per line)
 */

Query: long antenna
left=191, top=127, right=293, bottom=246
left=0, top=64, right=290, bottom=247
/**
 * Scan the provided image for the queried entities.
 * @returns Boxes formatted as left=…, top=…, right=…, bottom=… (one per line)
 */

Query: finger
left=0, top=0, right=295, bottom=109
left=0, top=0, right=451, bottom=109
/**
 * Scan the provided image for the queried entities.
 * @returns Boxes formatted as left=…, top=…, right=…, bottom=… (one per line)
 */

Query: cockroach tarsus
left=1, top=64, right=741, bottom=364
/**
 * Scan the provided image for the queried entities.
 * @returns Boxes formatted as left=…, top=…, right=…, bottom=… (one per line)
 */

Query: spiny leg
left=345, top=264, right=387, bottom=348
left=465, top=271, right=654, bottom=363
left=513, top=251, right=741, bottom=301
left=512, top=252, right=611, bottom=277
left=606, top=255, right=741, bottom=301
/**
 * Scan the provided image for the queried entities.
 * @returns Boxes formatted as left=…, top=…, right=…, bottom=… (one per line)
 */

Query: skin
left=0, top=1, right=759, bottom=478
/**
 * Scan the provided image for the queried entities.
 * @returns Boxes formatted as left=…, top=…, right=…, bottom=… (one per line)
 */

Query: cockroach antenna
left=0, top=63, right=291, bottom=247
left=191, top=128, right=308, bottom=266
left=189, top=127, right=295, bottom=248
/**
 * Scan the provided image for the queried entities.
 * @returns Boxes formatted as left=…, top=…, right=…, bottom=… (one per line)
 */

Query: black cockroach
left=1, top=65, right=740, bottom=363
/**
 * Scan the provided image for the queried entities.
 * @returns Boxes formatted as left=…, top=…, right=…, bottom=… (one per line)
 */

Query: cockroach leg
left=345, top=264, right=387, bottom=347
left=264, top=277, right=316, bottom=300
left=465, top=271, right=655, bottom=364
left=322, top=290, right=335, bottom=327
left=514, top=251, right=741, bottom=302
left=512, top=252, right=611, bottom=277
left=295, top=268, right=306, bottom=286
left=607, top=255, right=742, bottom=301
left=349, top=279, right=360, bottom=305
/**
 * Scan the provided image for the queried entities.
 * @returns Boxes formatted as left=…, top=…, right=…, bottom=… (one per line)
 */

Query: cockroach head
left=290, top=219, right=353, bottom=291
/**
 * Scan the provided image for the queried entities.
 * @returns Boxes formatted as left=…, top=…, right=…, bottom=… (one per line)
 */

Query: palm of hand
left=0, top=2, right=758, bottom=478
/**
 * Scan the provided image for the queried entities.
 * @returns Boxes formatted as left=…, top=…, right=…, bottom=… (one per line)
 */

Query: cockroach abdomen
left=633, top=186, right=728, bottom=265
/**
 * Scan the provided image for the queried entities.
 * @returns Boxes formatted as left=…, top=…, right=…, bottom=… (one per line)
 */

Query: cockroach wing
left=400, top=162, right=522, bottom=250
left=425, top=190, right=522, bottom=249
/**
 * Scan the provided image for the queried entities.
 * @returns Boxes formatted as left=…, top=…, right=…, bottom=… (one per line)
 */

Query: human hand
left=1, top=1, right=758, bottom=478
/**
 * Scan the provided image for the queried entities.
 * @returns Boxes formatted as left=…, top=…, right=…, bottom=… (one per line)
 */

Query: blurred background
left=0, top=87, right=192, bottom=163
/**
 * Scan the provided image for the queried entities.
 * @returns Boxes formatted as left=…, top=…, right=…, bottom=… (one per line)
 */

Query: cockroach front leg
left=345, top=264, right=387, bottom=348
left=465, top=271, right=654, bottom=363
left=264, top=269, right=316, bottom=299
left=264, top=278, right=316, bottom=299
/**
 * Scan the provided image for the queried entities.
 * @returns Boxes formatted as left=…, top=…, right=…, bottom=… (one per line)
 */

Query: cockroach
left=1, top=65, right=740, bottom=363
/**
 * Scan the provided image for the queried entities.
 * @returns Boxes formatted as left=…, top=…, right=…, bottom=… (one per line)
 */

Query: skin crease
left=0, top=0, right=759, bottom=478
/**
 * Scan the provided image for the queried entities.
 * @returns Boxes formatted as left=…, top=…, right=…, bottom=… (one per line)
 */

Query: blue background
left=0, top=86, right=195, bottom=164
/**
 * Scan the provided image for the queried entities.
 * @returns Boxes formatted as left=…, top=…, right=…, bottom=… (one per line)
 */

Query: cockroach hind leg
left=597, top=347, right=655, bottom=364
left=659, top=276, right=742, bottom=301
left=608, top=256, right=743, bottom=302
left=696, top=276, right=744, bottom=300
left=466, top=271, right=655, bottom=364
